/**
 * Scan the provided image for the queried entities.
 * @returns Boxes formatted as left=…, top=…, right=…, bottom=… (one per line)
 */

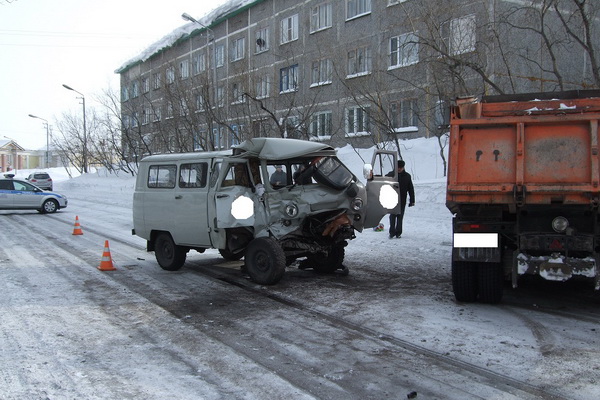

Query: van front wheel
left=244, top=237, right=285, bottom=285
left=155, top=233, right=186, bottom=271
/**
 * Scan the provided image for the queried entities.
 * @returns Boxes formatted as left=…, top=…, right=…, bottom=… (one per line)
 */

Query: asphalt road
left=1, top=197, right=599, bottom=399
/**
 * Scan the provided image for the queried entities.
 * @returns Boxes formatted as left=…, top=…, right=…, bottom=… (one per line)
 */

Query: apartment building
left=116, top=0, right=598, bottom=157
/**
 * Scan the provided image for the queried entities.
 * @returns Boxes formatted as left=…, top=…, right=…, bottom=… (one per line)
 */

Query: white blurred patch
left=453, top=233, right=498, bottom=248
left=379, top=184, right=399, bottom=209
left=231, top=195, right=254, bottom=220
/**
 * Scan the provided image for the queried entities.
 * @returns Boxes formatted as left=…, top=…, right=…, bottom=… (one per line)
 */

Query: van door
left=172, top=162, right=211, bottom=247
left=364, top=150, right=401, bottom=228
left=210, top=160, right=257, bottom=228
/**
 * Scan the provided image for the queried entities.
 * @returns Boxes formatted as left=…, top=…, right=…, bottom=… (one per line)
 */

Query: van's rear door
left=364, top=150, right=401, bottom=228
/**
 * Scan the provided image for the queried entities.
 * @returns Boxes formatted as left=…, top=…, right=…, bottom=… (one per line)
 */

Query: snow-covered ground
left=2, top=137, right=599, bottom=399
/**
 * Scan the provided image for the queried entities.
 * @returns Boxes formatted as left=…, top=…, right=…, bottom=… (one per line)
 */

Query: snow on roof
left=115, top=0, right=259, bottom=74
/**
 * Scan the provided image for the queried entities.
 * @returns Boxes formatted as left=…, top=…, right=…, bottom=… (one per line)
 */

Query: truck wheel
left=219, top=248, right=244, bottom=261
left=478, top=263, right=504, bottom=303
left=155, top=233, right=186, bottom=271
left=452, top=261, right=478, bottom=302
left=307, top=243, right=345, bottom=273
left=244, top=237, right=285, bottom=285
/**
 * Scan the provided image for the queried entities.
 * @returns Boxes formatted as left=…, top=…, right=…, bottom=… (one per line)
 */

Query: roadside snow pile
left=51, top=137, right=448, bottom=205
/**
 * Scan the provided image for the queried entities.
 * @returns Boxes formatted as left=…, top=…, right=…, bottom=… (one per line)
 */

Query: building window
left=284, top=116, right=301, bottom=139
left=132, top=111, right=139, bottom=128
left=166, top=102, right=174, bottom=119
left=311, top=58, right=332, bottom=87
left=310, top=111, right=333, bottom=139
left=122, top=87, right=129, bottom=102
left=216, top=44, right=225, bottom=67
left=217, top=86, right=225, bottom=107
left=311, top=3, right=332, bottom=33
left=166, top=67, right=175, bottom=84
left=132, top=81, right=139, bottom=98
left=389, top=99, right=418, bottom=131
left=180, top=99, right=189, bottom=116
left=195, top=93, right=205, bottom=112
left=280, top=64, right=299, bottom=93
left=346, top=106, right=370, bottom=136
left=255, top=27, right=269, bottom=53
left=231, top=37, right=245, bottom=61
left=390, top=32, right=419, bottom=69
left=281, top=14, right=299, bottom=44
left=232, top=83, right=245, bottom=104
left=230, top=124, right=241, bottom=147
left=346, top=0, right=371, bottom=20
left=142, top=77, right=150, bottom=93
left=179, top=60, right=189, bottom=79
left=256, top=74, right=270, bottom=99
left=153, top=106, right=161, bottom=122
left=213, top=127, right=225, bottom=149
left=347, top=46, right=371, bottom=77
left=143, top=107, right=151, bottom=125
left=193, top=52, right=206, bottom=75
left=441, top=14, right=476, bottom=56
left=153, top=73, right=161, bottom=90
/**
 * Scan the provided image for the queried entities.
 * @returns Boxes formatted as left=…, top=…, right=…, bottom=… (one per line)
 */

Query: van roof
left=140, top=138, right=336, bottom=163
left=234, top=138, right=335, bottom=159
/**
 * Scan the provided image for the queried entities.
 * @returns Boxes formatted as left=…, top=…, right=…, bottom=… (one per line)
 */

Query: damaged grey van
left=133, top=138, right=397, bottom=285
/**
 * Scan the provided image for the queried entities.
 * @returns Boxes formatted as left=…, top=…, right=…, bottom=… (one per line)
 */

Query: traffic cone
left=98, top=240, right=116, bottom=271
left=72, top=215, right=83, bottom=235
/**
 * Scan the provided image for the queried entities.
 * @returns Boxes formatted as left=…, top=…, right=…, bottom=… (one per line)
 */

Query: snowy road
left=0, top=174, right=599, bottom=399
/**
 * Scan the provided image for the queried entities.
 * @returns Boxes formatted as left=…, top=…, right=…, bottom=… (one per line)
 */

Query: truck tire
left=155, top=233, right=186, bottom=271
left=477, top=263, right=504, bottom=303
left=306, top=243, right=345, bottom=273
left=452, top=261, right=478, bottom=302
left=244, top=237, right=285, bottom=285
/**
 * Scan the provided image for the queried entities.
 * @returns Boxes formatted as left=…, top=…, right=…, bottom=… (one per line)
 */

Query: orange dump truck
left=447, top=90, right=600, bottom=303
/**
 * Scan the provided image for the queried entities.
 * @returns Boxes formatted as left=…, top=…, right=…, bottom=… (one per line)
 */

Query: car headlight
left=552, top=216, right=569, bottom=233
left=351, top=198, right=363, bottom=211
left=285, top=203, right=299, bottom=217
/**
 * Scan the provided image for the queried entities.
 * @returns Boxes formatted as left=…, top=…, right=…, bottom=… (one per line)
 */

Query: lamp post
left=182, top=12, right=218, bottom=110
left=28, top=114, right=51, bottom=169
left=62, top=84, right=88, bottom=173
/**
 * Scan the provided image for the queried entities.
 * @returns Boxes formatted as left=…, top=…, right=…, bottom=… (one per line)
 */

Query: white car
left=0, top=178, right=68, bottom=213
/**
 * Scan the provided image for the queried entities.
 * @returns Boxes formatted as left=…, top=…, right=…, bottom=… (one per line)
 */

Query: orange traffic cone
left=72, top=215, right=83, bottom=235
left=98, top=240, right=117, bottom=271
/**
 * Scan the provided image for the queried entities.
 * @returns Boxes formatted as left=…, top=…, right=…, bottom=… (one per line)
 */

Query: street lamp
left=62, top=84, right=88, bottom=173
left=182, top=12, right=218, bottom=107
left=28, top=114, right=51, bottom=169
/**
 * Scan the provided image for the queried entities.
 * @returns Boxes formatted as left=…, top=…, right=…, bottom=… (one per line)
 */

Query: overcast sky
left=0, top=0, right=225, bottom=150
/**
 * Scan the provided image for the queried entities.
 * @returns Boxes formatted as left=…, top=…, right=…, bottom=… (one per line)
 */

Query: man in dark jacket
left=386, top=159, right=415, bottom=238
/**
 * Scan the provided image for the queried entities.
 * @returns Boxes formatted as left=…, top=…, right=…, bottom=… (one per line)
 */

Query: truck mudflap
left=516, top=253, right=599, bottom=289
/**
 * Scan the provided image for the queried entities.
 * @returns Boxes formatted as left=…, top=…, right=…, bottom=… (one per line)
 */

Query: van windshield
left=291, top=157, right=354, bottom=191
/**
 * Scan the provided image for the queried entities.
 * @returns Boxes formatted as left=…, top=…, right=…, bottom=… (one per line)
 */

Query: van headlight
left=552, top=216, right=569, bottom=233
left=285, top=203, right=299, bottom=217
left=351, top=198, right=363, bottom=211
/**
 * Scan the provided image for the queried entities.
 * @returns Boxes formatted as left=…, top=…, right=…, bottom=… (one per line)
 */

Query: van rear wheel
left=244, top=237, right=285, bottom=285
left=155, top=233, right=186, bottom=271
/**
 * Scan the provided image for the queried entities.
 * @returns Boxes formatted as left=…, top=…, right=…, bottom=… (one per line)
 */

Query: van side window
left=179, top=163, right=208, bottom=188
left=148, top=165, right=177, bottom=188
left=221, top=163, right=251, bottom=187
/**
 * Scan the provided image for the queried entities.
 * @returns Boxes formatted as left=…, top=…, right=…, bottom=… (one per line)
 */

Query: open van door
left=363, top=150, right=401, bottom=228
